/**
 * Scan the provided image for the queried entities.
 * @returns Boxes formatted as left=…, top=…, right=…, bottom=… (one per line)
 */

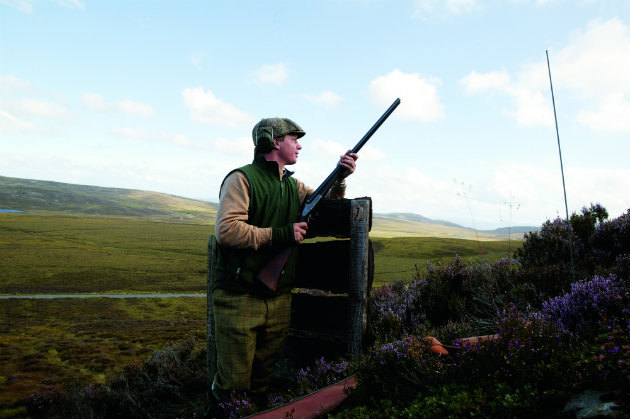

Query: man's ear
left=272, top=137, right=281, bottom=149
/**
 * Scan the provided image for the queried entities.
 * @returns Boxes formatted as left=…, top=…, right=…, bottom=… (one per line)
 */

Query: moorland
left=0, top=175, right=530, bottom=417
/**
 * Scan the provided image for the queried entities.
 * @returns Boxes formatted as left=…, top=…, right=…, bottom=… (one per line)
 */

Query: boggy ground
left=0, top=297, right=206, bottom=417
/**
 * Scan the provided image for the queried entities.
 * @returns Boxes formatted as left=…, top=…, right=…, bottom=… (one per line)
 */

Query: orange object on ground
left=246, top=376, right=357, bottom=419
left=423, top=336, right=449, bottom=355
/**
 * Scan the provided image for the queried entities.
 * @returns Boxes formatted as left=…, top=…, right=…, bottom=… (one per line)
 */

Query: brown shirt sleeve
left=215, top=170, right=346, bottom=250
left=215, top=171, right=272, bottom=250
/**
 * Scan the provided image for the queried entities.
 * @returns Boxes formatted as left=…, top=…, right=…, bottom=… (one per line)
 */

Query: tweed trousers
left=211, top=288, right=292, bottom=400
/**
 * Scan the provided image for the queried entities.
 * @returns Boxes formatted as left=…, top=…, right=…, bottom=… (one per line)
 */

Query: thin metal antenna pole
left=546, top=50, right=576, bottom=283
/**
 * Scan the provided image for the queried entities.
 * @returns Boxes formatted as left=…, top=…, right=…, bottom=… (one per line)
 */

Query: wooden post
left=347, top=199, right=370, bottom=355
left=206, top=235, right=217, bottom=383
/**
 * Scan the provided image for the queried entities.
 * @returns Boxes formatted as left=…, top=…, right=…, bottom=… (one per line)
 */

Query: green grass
left=0, top=213, right=213, bottom=294
left=1, top=213, right=519, bottom=294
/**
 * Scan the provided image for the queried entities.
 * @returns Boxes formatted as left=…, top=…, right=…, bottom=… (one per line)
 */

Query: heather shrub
left=346, top=311, right=574, bottom=418
left=368, top=256, right=519, bottom=344
left=533, top=274, right=627, bottom=336
left=344, top=267, right=630, bottom=418
left=581, top=301, right=630, bottom=404
left=368, top=278, right=428, bottom=343
left=421, top=256, right=518, bottom=327
left=218, top=393, right=258, bottom=419
left=592, top=209, right=630, bottom=269
left=296, top=357, right=349, bottom=395
left=515, top=204, right=630, bottom=300
left=349, top=335, right=451, bottom=402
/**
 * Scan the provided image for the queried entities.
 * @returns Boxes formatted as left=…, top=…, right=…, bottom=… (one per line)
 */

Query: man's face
left=275, top=134, right=302, bottom=166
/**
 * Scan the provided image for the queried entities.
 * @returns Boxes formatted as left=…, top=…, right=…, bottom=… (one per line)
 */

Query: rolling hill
left=0, top=175, right=218, bottom=224
left=0, top=175, right=536, bottom=238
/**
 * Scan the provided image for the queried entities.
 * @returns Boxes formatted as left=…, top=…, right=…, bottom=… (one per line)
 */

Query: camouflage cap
left=252, top=117, right=305, bottom=146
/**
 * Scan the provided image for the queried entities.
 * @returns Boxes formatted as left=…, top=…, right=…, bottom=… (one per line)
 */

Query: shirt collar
left=253, top=153, right=294, bottom=180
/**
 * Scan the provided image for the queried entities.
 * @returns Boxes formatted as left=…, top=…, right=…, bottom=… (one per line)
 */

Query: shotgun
left=257, top=98, right=401, bottom=291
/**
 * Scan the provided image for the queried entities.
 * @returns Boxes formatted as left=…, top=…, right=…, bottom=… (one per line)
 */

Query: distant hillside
left=371, top=213, right=536, bottom=240
left=0, top=175, right=537, bottom=238
left=376, top=212, right=466, bottom=228
left=0, top=175, right=217, bottom=224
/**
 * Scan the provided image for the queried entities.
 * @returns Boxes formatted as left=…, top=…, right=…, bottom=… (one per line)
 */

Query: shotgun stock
left=256, top=98, right=401, bottom=291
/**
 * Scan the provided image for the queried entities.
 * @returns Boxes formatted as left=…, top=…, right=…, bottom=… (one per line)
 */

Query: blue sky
left=1, top=0, right=628, bottom=229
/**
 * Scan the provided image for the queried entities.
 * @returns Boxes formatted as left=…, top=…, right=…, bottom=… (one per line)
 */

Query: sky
left=1, top=0, right=628, bottom=230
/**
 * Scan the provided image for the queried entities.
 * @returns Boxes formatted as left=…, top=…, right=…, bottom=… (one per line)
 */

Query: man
left=208, top=117, right=357, bottom=413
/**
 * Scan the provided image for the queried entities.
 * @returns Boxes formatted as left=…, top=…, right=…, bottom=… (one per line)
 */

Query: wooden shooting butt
left=206, top=197, right=374, bottom=380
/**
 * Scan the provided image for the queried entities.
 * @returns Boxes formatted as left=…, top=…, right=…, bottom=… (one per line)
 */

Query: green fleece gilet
left=215, top=154, right=300, bottom=296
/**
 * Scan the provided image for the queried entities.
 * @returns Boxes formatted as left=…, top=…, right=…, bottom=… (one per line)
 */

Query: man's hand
left=338, top=150, right=358, bottom=178
left=293, top=221, right=308, bottom=243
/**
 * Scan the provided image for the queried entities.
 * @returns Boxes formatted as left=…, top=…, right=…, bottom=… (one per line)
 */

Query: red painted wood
left=246, top=377, right=357, bottom=419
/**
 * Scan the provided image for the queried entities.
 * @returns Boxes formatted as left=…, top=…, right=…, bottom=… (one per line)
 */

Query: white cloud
left=111, top=127, right=157, bottom=141
left=359, top=145, right=387, bottom=162
left=182, top=87, right=255, bottom=128
left=344, top=158, right=630, bottom=229
left=208, top=136, right=253, bottom=157
left=348, top=163, right=458, bottom=220
left=567, top=167, right=630, bottom=218
left=112, top=125, right=253, bottom=157
left=308, top=139, right=387, bottom=163
left=488, top=163, right=630, bottom=225
left=311, top=139, right=347, bottom=159
left=502, top=85, right=553, bottom=127
left=0, top=77, right=71, bottom=133
left=0, top=75, right=33, bottom=93
left=576, top=92, right=630, bottom=133
left=553, top=18, right=630, bottom=97
left=112, top=127, right=194, bottom=146
left=0, top=0, right=33, bottom=13
left=247, top=63, right=289, bottom=86
left=116, top=99, right=155, bottom=117
left=459, top=71, right=511, bottom=93
left=81, top=92, right=155, bottom=117
left=112, top=127, right=195, bottom=148
left=0, top=109, right=38, bottom=134
left=303, top=91, right=344, bottom=108
left=52, top=0, right=84, bottom=9
left=173, top=133, right=192, bottom=146
left=14, top=98, right=72, bottom=119
left=551, top=18, right=630, bottom=133
left=1, top=0, right=84, bottom=12
left=505, top=0, right=568, bottom=5
left=369, top=69, right=444, bottom=122
left=80, top=92, right=108, bottom=111
left=446, top=0, right=477, bottom=14
left=460, top=70, right=554, bottom=128
left=412, top=0, right=478, bottom=19
left=460, top=18, right=630, bottom=133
